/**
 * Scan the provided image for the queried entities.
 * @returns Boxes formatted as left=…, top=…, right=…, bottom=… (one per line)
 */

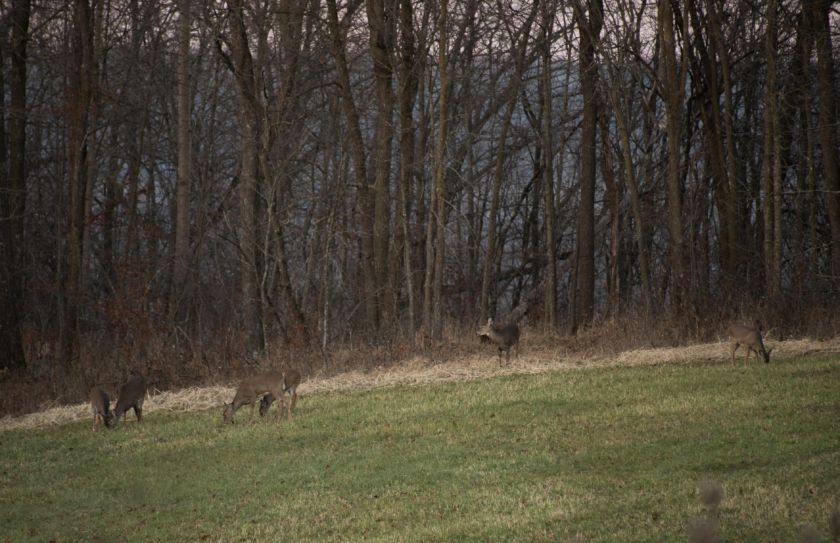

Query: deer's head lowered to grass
left=223, top=370, right=301, bottom=424
left=727, top=324, right=772, bottom=364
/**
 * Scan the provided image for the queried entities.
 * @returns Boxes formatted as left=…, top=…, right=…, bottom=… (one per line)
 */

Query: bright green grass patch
left=2, top=355, right=839, bottom=542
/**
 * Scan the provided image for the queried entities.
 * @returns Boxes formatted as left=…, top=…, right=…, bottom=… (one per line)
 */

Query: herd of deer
left=475, top=318, right=773, bottom=367
left=89, top=369, right=301, bottom=431
left=88, top=321, right=771, bottom=431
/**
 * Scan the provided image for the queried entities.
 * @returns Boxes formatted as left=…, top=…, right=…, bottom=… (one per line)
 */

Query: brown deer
left=727, top=324, right=772, bottom=365
left=111, top=374, right=147, bottom=428
left=223, top=369, right=300, bottom=424
left=89, top=385, right=114, bottom=431
left=259, top=368, right=301, bottom=419
left=477, top=318, right=521, bottom=366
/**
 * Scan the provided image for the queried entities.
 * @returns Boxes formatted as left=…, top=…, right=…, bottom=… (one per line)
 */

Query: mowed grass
left=1, top=355, right=839, bottom=542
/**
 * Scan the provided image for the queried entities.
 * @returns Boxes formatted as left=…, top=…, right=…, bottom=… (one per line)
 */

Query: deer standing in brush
left=223, top=369, right=301, bottom=424
left=727, top=324, right=772, bottom=365
left=89, top=385, right=114, bottom=431
left=111, top=374, right=147, bottom=428
left=477, top=318, right=521, bottom=366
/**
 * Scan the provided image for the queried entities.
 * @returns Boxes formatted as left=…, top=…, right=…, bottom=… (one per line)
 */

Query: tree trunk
left=541, top=0, right=557, bottom=327
left=478, top=2, right=538, bottom=322
left=658, top=0, right=686, bottom=310
left=0, top=0, right=30, bottom=370
left=573, top=0, right=602, bottom=330
left=366, top=0, right=395, bottom=328
left=810, top=0, right=840, bottom=277
left=607, top=75, right=652, bottom=312
left=600, top=110, right=620, bottom=316
left=326, top=0, right=378, bottom=330
left=226, top=0, right=265, bottom=355
left=172, top=0, right=192, bottom=324
left=698, top=0, right=739, bottom=293
left=396, top=0, right=420, bottom=337
left=61, top=0, right=94, bottom=371
left=431, top=0, right=448, bottom=340
left=761, top=0, right=780, bottom=296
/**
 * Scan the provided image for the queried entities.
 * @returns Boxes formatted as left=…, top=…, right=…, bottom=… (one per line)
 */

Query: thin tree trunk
left=172, top=0, right=192, bottom=324
left=62, top=0, right=94, bottom=372
left=810, top=0, right=840, bottom=277
left=366, top=0, right=395, bottom=328
left=762, top=0, right=780, bottom=296
left=600, top=111, right=620, bottom=316
left=541, top=0, right=557, bottom=327
left=396, top=0, right=420, bottom=338
left=572, top=0, right=602, bottom=330
left=431, top=0, right=448, bottom=340
left=658, top=0, right=686, bottom=310
left=326, top=0, right=378, bottom=330
left=698, top=0, right=738, bottom=292
left=478, top=2, right=538, bottom=322
left=0, top=0, right=30, bottom=370
left=607, top=77, right=652, bottom=312
left=225, top=0, right=265, bottom=355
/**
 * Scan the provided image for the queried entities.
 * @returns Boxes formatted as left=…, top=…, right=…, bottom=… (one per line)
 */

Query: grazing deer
left=477, top=318, right=521, bottom=366
left=111, top=374, right=147, bottom=428
left=223, top=370, right=300, bottom=424
left=89, top=385, right=114, bottom=431
left=727, top=324, right=772, bottom=365
left=259, top=368, right=301, bottom=419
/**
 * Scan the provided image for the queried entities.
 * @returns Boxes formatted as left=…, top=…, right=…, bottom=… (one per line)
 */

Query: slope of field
left=1, top=351, right=838, bottom=542
left=2, top=335, right=838, bottom=432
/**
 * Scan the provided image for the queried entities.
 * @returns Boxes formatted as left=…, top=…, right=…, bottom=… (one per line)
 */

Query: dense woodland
left=1, top=0, right=840, bottom=402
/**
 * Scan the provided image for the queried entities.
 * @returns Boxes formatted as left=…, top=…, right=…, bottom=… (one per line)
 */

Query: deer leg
left=134, top=405, right=143, bottom=423
left=285, top=393, right=293, bottom=420
left=730, top=342, right=738, bottom=364
left=270, top=388, right=285, bottom=422
left=289, top=391, right=297, bottom=416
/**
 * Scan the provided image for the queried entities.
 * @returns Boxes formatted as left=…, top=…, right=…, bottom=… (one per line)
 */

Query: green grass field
left=2, top=354, right=839, bottom=542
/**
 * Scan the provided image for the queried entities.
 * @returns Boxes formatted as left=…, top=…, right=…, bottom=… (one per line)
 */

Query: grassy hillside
left=2, top=354, right=839, bottom=542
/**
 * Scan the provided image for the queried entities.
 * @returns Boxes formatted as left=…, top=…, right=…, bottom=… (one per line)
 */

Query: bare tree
left=394, top=0, right=425, bottom=337
left=478, top=1, right=539, bottom=323
left=61, top=0, right=95, bottom=372
left=366, top=0, right=396, bottom=329
left=171, top=0, right=193, bottom=324
left=220, top=0, right=265, bottom=355
left=326, top=0, right=379, bottom=331
left=429, top=0, right=451, bottom=340
left=809, top=0, right=840, bottom=278
left=541, top=0, right=557, bottom=327
left=572, top=0, right=602, bottom=330
left=0, top=0, right=30, bottom=370
left=657, top=0, right=687, bottom=310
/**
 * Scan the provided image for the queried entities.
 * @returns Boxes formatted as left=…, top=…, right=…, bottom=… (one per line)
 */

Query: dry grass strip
left=3, top=336, right=839, bottom=432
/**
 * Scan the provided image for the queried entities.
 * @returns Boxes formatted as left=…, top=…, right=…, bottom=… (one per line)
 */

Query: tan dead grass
left=2, top=335, right=839, bottom=432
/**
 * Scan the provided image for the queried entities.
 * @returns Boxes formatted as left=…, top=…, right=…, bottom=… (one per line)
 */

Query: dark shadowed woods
left=1, top=0, right=839, bottom=415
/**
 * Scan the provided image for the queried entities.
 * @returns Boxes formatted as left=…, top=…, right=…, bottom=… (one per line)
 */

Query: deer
left=727, top=323, right=772, bottom=365
left=223, top=369, right=301, bottom=424
left=89, top=385, right=114, bottom=431
left=258, top=368, right=301, bottom=419
left=477, top=318, right=521, bottom=366
left=111, top=374, right=147, bottom=428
